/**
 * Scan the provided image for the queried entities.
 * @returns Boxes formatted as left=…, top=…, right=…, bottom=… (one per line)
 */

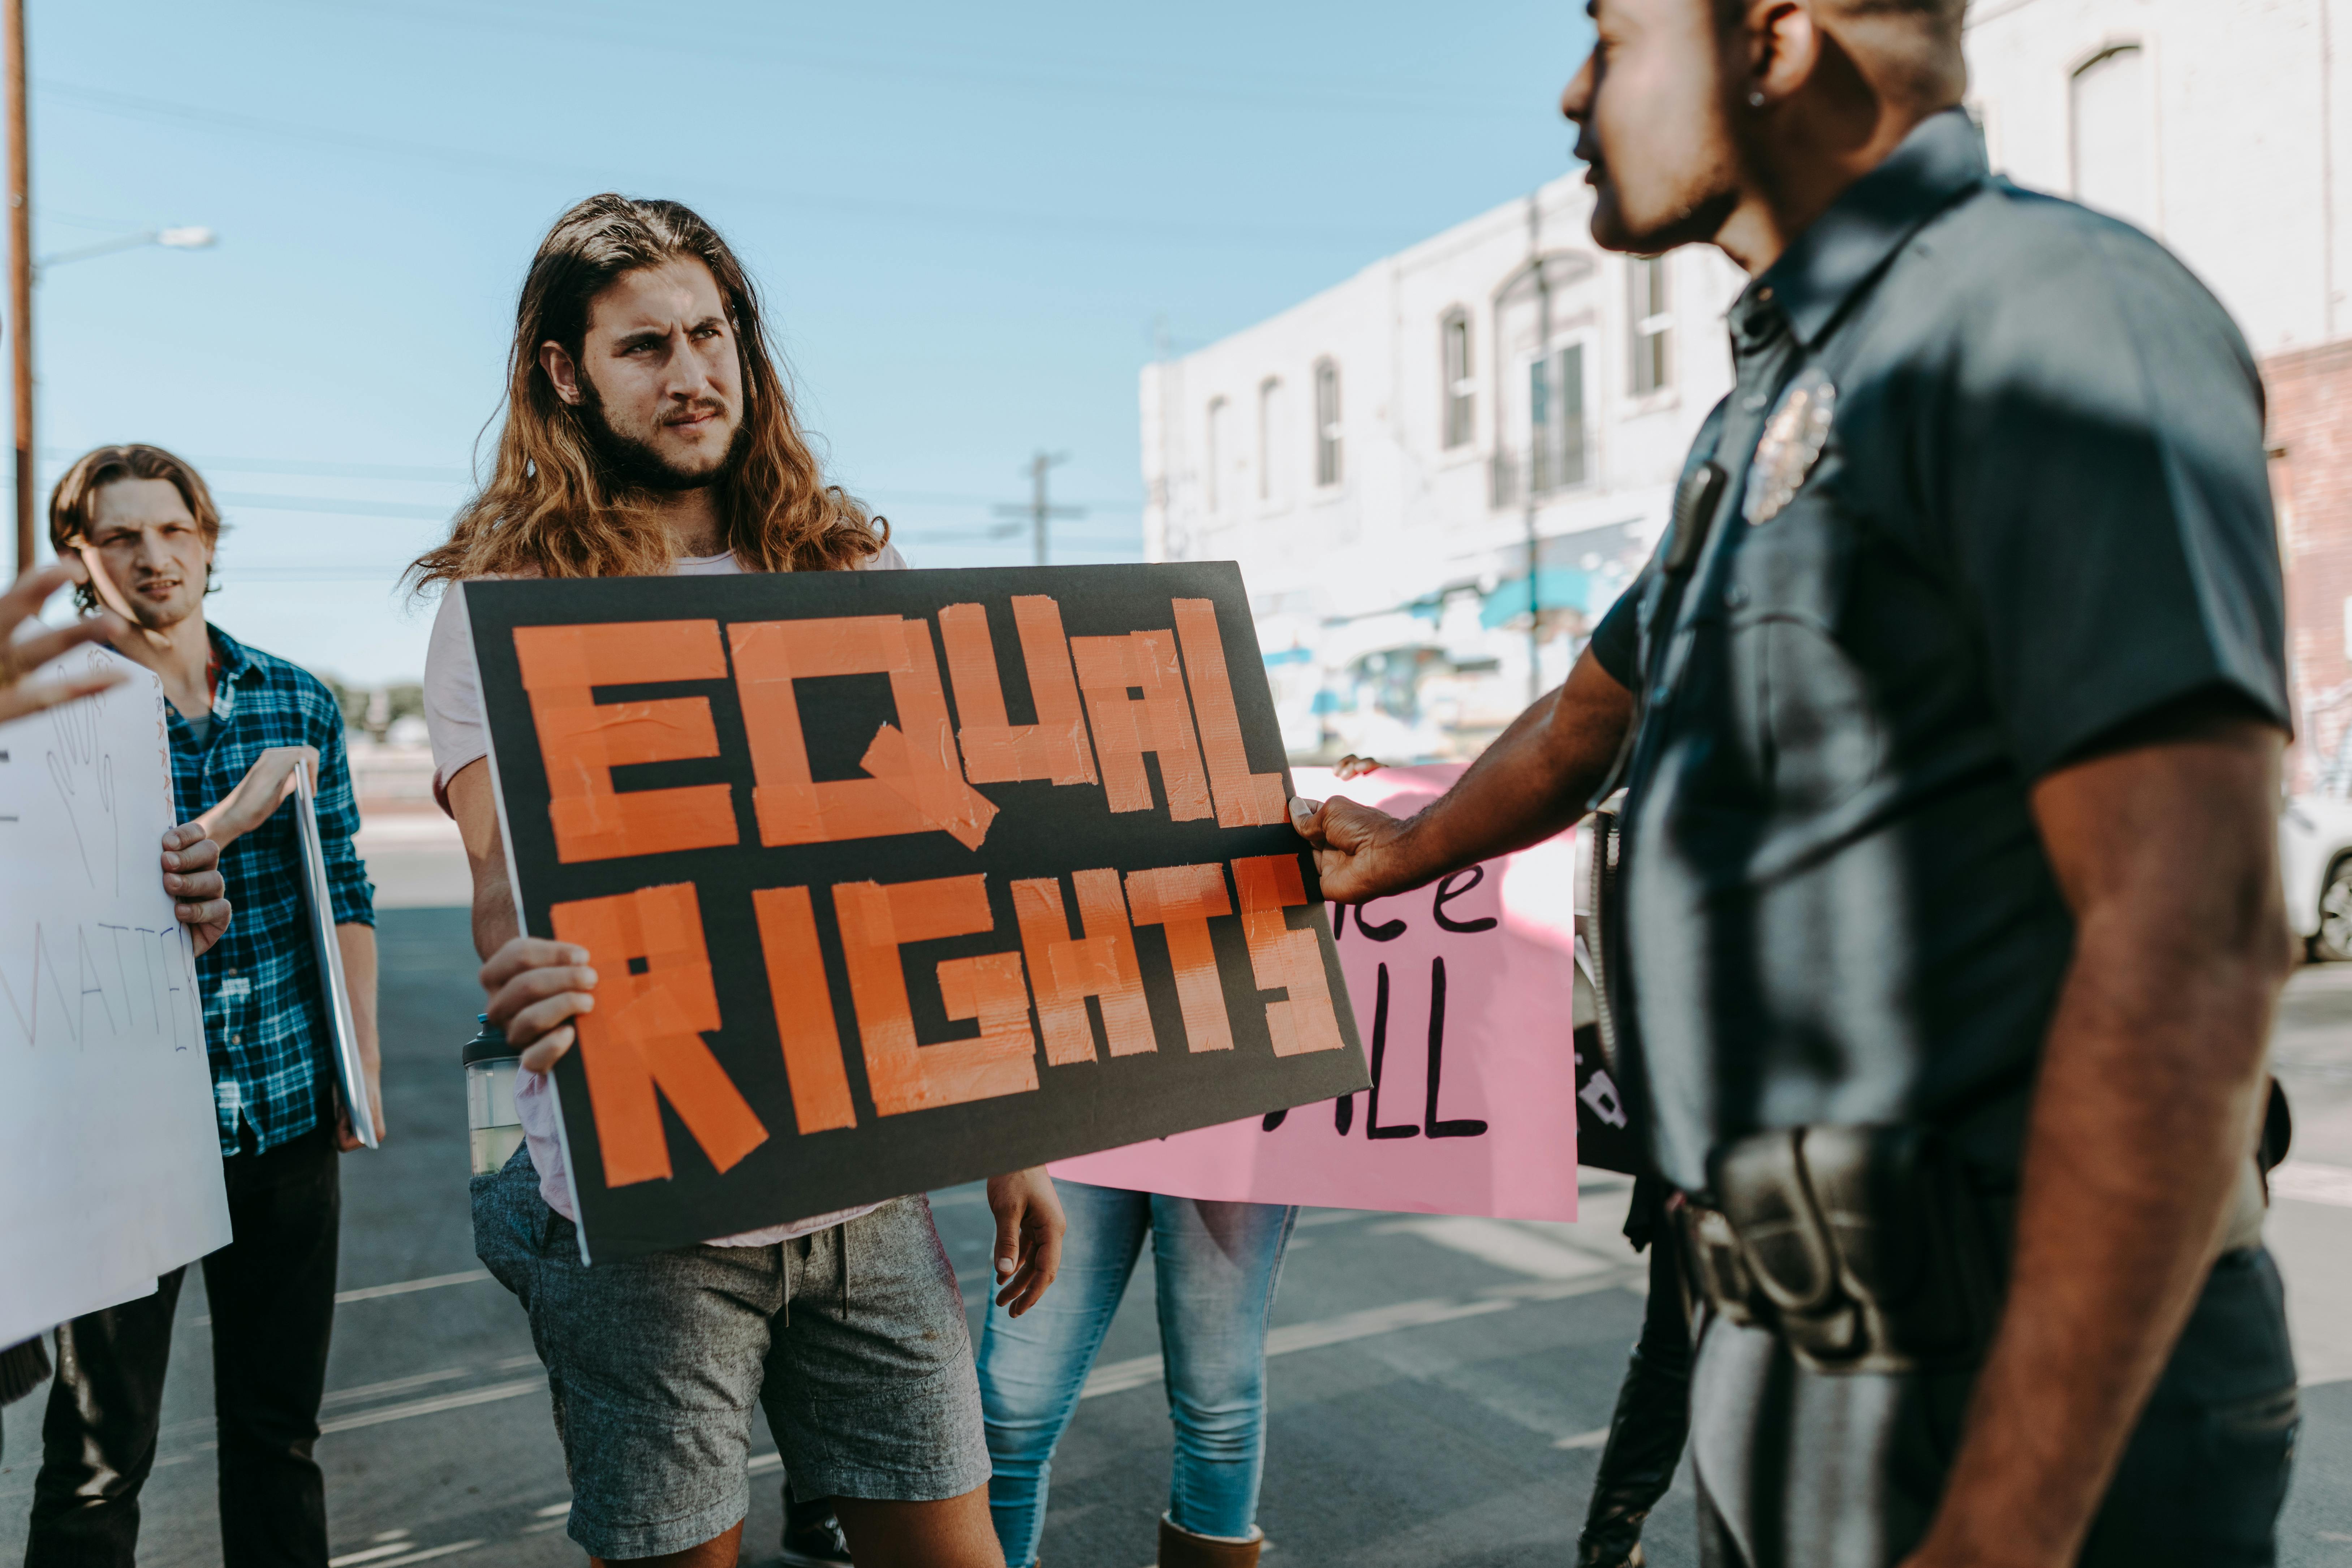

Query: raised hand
left=0, top=564, right=128, bottom=726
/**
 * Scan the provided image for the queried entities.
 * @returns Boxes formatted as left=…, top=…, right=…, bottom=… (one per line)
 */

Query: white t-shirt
left=425, top=544, right=909, bottom=1247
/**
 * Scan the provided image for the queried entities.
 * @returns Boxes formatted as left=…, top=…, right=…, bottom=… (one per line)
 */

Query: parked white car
left=2281, top=794, right=2352, bottom=960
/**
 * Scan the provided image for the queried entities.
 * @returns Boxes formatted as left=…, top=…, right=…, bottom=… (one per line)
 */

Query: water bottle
left=464, top=1015, right=524, bottom=1177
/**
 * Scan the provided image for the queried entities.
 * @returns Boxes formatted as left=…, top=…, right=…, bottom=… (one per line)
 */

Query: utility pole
left=1524, top=192, right=1551, bottom=704
left=6, top=0, right=29, bottom=573
left=992, top=451, right=1084, bottom=567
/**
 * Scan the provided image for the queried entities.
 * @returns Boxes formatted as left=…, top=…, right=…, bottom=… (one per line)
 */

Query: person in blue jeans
left=978, top=1180, right=1296, bottom=1568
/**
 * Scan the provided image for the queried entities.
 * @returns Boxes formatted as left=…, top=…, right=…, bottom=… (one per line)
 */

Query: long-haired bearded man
left=412, top=195, right=1064, bottom=1568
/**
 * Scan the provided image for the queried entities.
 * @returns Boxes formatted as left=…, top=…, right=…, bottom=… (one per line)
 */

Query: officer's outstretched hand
left=1290, top=794, right=1412, bottom=906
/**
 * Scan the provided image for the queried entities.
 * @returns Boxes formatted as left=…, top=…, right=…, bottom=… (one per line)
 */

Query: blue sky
left=23, top=0, right=1591, bottom=684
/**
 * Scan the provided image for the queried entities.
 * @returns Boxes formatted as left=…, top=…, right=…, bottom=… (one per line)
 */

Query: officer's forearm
left=1906, top=715, right=2288, bottom=1568
left=1383, top=647, right=1634, bottom=881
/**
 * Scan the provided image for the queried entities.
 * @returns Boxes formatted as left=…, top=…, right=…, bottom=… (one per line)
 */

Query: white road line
left=2271, top=1160, right=2352, bottom=1207
left=748, top=1451, right=783, bottom=1473
left=322, top=1368, right=471, bottom=1407
left=318, top=1377, right=544, bottom=1435
left=1371, top=1216, right=1620, bottom=1280
left=533, top=1502, right=571, bottom=1518
left=1081, top=1294, right=1519, bottom=1399
left=1555, top=1427, right=1612, bottom=1450
left=336, top=1270, right=493, bottom=1304
left=372, top=1541, right=482, bottom=1567
left=1266, top=1295, right=1519, bottom=1356
left=1082, top=1355, right=1176, bottom=1400
left=329, top=1542, right=414, bottom=1567
left=196, top=1272, right=492, bottom=1322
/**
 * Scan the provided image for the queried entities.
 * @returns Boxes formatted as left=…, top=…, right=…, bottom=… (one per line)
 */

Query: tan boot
left=1156, top=1514, right=1263, bottom=1567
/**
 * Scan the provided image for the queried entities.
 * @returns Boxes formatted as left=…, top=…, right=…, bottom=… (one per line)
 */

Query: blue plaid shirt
left=172, top=624, right=375, bottom=1155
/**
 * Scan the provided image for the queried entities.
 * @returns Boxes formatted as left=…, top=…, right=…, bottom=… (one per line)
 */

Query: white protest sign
left=0, top=648, right=229, bottom=1347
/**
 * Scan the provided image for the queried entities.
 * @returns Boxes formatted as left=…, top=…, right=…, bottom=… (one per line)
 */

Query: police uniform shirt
left=1585, top=108, right=2290, bottom=1196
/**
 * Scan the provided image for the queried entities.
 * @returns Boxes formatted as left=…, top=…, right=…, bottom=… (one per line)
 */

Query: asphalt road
left=3, top=905, right=2352, bottom=1567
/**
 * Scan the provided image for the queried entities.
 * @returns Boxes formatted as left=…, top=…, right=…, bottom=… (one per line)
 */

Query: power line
left=39, top=79, right=1418, bottom=254
left=189, top=454, right=471, bottom=483
left=12, top=450, right=1145, bottom=522
left=267, top=0, right=1539, bottom=125
left=991, top=451, right=1085, bottom=567
left=214, top=492, right=453, bottom=520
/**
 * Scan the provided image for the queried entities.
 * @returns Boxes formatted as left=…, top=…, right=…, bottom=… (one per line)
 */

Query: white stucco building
left=1145, top=0, right=2352, bottom=768
left=1965, top=0, right=2352, bottom=789
left=1141, top=184, right=1747, bottom=761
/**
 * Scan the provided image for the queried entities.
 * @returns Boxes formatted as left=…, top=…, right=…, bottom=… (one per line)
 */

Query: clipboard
left=293, top=767, right=376, bottom=1149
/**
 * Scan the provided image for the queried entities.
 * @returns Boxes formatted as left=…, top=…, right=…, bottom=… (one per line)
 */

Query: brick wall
left=2265, top=339, right=2352, bottom=792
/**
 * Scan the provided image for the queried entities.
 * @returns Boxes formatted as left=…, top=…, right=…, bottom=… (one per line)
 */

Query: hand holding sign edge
left=481, top=936, right=599, bottom=1073
left=1289, top=794, right=1425, bottom=907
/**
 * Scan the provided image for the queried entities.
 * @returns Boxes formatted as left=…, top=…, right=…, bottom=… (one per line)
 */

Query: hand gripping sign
left=1055, top=763, right=1582, bottom=1222
left=469, top=563, right=1369, bottom=1260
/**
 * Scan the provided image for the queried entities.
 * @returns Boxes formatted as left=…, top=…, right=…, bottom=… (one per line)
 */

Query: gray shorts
left=472, top=1149, right=989, bottom=1560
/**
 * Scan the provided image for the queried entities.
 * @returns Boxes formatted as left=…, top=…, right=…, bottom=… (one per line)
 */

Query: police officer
left=1296, top=1, right=2299, bottom=1564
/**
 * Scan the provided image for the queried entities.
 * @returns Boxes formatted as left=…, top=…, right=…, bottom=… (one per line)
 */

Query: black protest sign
left=469, top=562, right=1369, bottom=1259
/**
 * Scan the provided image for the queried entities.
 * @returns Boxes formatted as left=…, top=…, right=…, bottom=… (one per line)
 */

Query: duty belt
left=1675, top=1124, right=2272, bottom=1376
left=1673, top=1125, right=2006, bottom=1376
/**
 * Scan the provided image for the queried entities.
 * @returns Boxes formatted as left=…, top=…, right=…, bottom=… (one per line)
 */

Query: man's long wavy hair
left=409, top=195, right=886, bottom=590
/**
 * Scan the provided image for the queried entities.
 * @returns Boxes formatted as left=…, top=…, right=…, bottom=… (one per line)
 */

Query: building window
left=1530, top=344, right=1586, bottom=492
left=1442, top=311, right=1474, bottom=448
left=1628, top=257, right=1672, bottom=395
left=1257, top=377, right=1284, bottom=503
left=1205, top=396, right=1227, bottom=513
left=2072, top=44, right=2155, bottom=230
left=1313, top=360, right=1342, bottom=487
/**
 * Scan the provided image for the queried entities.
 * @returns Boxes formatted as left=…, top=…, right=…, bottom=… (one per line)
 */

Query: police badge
left=1743, top=364, right=1837, bottom=525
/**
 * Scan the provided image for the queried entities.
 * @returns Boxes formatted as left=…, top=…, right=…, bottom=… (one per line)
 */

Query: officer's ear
left=1732, top=0, right=1825, bottom=114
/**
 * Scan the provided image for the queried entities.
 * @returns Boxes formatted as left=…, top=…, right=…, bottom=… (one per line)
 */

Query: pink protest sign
left=1051, top=763, right=1579, bottom=1221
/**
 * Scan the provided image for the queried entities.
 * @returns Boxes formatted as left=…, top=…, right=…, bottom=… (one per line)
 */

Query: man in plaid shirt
left=25, top=444, right=377, bottom=1568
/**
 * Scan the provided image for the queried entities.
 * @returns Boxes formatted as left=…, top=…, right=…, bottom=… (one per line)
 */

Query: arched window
left=1441, top=311, right=1474, bottom=448
left=1628, top=256, right=1673, bottom=395
left=2072, top=44, right=2155, bottom=230
left=1257, top=378, right=1284, bottom=503
left=1314, top=360, right=1342, bottom=487
left=1531, top=345, right=1586, bottom=493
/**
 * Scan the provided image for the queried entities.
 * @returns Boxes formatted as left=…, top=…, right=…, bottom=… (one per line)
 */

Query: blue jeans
left=978, top=1180, right=1297, bottom=1567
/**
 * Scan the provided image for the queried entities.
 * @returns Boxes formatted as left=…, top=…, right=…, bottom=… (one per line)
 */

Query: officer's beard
left=575, top=375, right=749, bottom=496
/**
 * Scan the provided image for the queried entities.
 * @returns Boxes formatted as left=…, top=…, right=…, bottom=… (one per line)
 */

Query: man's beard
left=93, top=561, right=203, bottom=633
left=576, top=376, right=749, bottom=495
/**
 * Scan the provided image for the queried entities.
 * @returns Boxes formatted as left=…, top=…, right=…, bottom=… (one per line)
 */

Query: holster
left=1676, top=1125, right=2007, bottom=1375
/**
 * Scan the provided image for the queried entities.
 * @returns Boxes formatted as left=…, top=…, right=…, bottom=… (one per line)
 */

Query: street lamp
left=37, top=224, right=216, bottom=280
left=6, top=221, right=216, bottom=568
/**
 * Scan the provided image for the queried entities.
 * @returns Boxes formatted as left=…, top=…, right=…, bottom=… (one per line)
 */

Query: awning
left=1478, top=567, right=1597, bottom=629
